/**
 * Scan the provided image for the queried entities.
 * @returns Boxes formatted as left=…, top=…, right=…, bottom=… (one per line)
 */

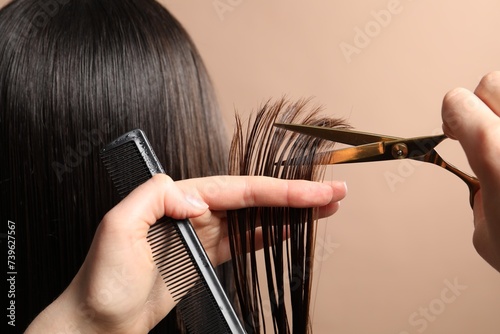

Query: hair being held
left=227, top=98, right=349, bottom=333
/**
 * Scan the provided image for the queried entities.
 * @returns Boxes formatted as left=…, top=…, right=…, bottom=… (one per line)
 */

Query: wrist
left=25, top=282, right=97, bottom=334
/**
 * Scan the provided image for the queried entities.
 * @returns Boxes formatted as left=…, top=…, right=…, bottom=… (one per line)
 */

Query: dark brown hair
left=0, top=0, right=227, bottom=331
left=227, top=98, right=348, bottom=333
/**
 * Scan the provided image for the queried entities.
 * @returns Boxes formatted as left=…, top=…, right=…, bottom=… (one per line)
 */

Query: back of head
left=0, top=0, right=227, bottom=331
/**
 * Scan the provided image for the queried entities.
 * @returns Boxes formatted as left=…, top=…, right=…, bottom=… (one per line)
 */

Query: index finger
left=176, top=176, right=347, bottom=211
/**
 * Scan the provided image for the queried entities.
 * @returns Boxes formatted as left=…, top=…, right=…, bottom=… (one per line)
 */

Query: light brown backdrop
left=2, top=0, right=499, bottom=333
left=162, top=1, right=500, bottom=333
left=163, top=0, right=500, bottom=334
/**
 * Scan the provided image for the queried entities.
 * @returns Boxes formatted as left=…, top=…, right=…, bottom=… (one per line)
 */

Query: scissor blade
left=274, top=123, right=401, bottom=146
left=404, top=134, right=448, bottom=158
left=315, top=142, right=386, bottom=164
left=315, top=134, right=448, bottom=165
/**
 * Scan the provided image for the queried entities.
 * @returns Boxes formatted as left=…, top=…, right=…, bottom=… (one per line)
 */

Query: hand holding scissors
left=442, top=72, right=500, bottom=272
left=276, top=72, right=500, bottom=272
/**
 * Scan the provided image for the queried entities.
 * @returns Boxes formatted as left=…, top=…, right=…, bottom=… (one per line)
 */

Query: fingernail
left=185, top=195, right=208, bottom=209
left=333, top=181, right=347, bottom=194
left=442, top=123, right=457, bottom=140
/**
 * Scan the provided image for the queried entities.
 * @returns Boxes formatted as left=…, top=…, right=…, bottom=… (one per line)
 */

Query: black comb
left=100, top=129, right=245, bottom=334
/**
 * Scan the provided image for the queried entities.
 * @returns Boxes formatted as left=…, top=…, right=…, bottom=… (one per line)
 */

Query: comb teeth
left=100, top=129, right=245, bottom=334
left=101, top=141, right=153, bottom=197
left=147, top=218, right=236, bottom=333
left=177, top=282, right=234, bottom=333
left=147, top=218, right=199, bottom=300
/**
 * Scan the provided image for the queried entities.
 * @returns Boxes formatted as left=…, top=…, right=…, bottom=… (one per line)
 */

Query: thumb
left=441, top=87, right=500, bottom=181
left=104, top=174, right=209, bottom=232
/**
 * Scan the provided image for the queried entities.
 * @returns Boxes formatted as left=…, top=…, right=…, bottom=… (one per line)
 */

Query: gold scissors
left=274, top=123, right=480, bottom=207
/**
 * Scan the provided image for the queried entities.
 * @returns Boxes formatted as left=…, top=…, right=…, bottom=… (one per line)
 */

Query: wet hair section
left=227, top=98, right=349, bottom=333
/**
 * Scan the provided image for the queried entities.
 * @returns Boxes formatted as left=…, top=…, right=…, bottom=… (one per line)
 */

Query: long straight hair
left=0, top=0, right=228, bottom=331
left=227, top=99, right=348, bottom=333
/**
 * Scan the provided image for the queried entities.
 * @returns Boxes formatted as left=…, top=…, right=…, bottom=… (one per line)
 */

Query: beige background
left=2, top=0, right=499, bottom=333
left=162, top=1, right=500, bottom=333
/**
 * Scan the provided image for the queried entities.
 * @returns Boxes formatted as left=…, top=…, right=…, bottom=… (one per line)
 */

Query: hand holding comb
left=100, top=129, right=245, bottom=334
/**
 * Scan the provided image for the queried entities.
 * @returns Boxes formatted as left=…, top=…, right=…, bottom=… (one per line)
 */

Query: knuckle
left=242, top=179, right=257, bottom=207
left=151, top=173, right=173, bottom=186
left=100, top=210, right=121, bottom=232
left=441, top=87, right=479, bottom=134
left=442, top=87, right=470, bottom=109
left=479, top=71, right=500, bottom=92
left=475, top=123, right=500, bottom=170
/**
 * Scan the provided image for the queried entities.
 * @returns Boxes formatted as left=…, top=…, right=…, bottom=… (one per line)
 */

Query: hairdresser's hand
left=26, top=174, right=346, bottom=334
left=442, top=71, right=500, bottom=272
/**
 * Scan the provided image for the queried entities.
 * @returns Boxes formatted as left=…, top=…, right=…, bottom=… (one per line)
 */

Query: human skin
left=442, top=71, right=500, bottom=272
left=25, top=174, right=347, bottom=333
